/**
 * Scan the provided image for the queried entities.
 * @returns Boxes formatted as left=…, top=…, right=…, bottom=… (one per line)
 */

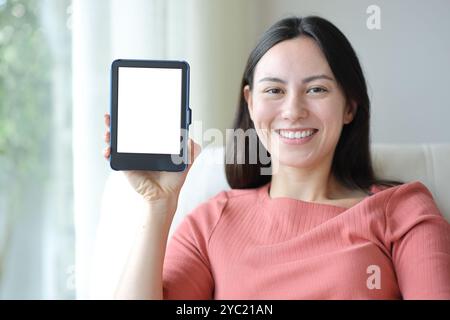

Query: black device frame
left=110, top=59, right=191, bottom=172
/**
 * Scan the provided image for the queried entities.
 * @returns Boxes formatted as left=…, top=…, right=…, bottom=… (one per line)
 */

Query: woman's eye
left=307, top=87, right=327, bottom=94
left=265, top=88, right=283, bottom=94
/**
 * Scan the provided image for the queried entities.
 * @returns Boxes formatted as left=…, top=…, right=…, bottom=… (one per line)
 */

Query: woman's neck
left=269, top=162, right=350, bottom=203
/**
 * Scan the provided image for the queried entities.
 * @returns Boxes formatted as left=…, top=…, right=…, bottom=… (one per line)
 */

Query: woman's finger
left=105, top=131, right=110, bottom=143
left=104, top=113, right=110, bottom=127
left=187, top=138, right=201, bottom=166
left=103, top=146, right=111, bottom=159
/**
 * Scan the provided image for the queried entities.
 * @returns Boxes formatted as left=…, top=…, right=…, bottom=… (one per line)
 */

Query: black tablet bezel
left=110, top=59, right=191, bottom=172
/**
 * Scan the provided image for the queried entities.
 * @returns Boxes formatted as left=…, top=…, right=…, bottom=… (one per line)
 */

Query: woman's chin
left=270, top=155, right=317, bottom=170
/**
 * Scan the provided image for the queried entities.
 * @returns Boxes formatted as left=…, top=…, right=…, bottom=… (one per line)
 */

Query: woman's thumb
left=188, top=138, right=202, bottom=167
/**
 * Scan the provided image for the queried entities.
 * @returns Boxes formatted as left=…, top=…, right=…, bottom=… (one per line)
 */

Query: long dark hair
left=225, top=15, right=402, bottom=193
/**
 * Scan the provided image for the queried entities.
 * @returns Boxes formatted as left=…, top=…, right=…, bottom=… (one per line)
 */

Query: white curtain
left=72, top=0, right=266, bottom=299
left=0, top=0, right=73, bottom=299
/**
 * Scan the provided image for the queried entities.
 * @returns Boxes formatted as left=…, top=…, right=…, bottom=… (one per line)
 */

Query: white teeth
left=277, top=129, right=316, bottom=139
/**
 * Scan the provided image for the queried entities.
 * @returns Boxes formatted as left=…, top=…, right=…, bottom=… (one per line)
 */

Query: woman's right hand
left=103, top=113, right=201, bottom=209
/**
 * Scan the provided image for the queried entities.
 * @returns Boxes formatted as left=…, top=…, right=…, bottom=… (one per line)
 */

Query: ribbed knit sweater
left=163, top=181, right=450, bottom=299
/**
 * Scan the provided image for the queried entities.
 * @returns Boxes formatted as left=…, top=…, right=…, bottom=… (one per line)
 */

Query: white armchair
left=90, top=143, right=450, bottom=299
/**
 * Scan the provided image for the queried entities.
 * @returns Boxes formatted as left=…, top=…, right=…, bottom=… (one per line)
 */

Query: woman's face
left=244, top=36, right=356, bottom=169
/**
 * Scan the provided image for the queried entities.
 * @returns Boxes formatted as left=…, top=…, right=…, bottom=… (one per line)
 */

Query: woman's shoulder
left=184, top=185, right=263, bottom=222
left=205, top=185, right=264, bottom=204
left=371, top=180, right=450, bottom=245
left=371, top=180, right=432, bottom=199
left=200, top=186, right=263, bottom=214
left=365, top=180, right=444, bottom=223
left=175, top=186, right=263, bottom=241
left=376, top=180, right=445, bottom=230
left=383, top=180, right=438, bottom=209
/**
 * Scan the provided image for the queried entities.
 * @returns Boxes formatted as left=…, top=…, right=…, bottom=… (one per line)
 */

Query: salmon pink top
left=163, top=181, right=450, bottom=299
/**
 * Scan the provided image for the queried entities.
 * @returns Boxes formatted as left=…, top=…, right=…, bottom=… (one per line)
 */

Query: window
left=0, top=0, right=73, bottom=299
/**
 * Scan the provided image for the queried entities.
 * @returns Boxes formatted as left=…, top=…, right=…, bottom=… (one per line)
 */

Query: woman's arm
left=114, top=199, right=177, bottom=300
left=102, top=113, right=202, bottom=299
left=386, top=182, right=450, bottom=299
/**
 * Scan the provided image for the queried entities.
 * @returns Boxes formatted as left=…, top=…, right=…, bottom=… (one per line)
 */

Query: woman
left=103, top=16, right=450, bottom=299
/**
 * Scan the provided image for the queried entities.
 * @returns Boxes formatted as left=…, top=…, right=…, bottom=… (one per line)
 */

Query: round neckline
left=258, top=182, right=379, bottom=212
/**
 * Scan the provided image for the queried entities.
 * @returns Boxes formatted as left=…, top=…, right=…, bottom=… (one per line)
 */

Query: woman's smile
left=274, top=128, right=319, bottom=145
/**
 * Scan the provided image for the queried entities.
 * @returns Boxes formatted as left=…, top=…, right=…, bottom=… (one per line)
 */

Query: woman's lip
left=274, top=129, right=318, bottom=145
left=275, top=128, right=318, bottom=132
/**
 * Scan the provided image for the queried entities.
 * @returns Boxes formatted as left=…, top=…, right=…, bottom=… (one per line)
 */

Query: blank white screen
left=117, top=67, right=181, bottom=154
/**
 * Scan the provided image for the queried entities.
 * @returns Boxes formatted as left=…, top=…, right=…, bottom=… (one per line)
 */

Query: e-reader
left=110, top=59, right=191, bottom=171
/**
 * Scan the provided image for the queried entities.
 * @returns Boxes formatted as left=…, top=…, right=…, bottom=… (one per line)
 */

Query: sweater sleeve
left=386, top=181, right=450, bottom=299
left=162, top=191, right=228, bottom=299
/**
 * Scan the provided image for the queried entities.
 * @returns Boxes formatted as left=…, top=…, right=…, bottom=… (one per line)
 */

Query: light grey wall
left=230, top=0, right=450, bottom=143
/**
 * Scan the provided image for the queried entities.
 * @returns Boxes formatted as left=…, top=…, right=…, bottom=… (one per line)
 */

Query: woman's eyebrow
left=257, top=74, right=334, bottom=84
left=302, top=74, right=334, bottom=83
left=258, top=77, right=287, bottom=84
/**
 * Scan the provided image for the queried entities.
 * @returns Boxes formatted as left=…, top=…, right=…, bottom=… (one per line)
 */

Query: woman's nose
left=281, top=94, right=308, bottom=120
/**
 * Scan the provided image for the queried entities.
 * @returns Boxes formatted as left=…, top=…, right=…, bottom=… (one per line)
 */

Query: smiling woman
left=159, top=16, right=450, bottom=300
left=107, top=15, right=450, bottom=300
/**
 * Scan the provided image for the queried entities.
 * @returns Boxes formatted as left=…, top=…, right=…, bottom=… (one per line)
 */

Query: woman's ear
left=243, top=85, right=253, bottom=120
left=343, top=100, right=357, bottom=124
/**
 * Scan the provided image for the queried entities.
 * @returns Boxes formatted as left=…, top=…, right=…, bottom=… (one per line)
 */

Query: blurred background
left=0, top=0, right=449, bottom=299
